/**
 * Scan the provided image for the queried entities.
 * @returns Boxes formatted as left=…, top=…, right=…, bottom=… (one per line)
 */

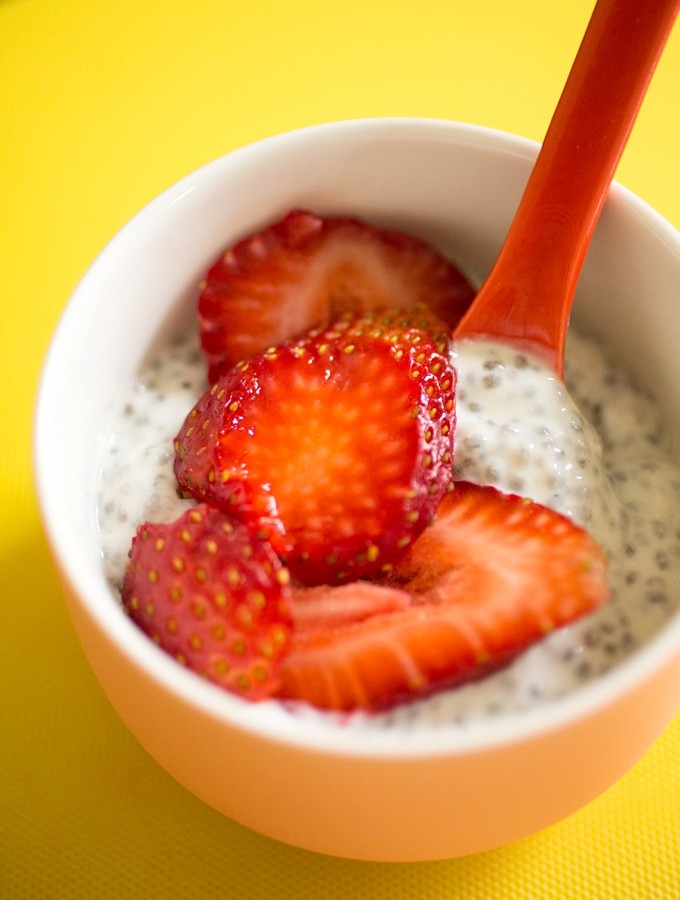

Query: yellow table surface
left=3, top=0, right=680, bottom=895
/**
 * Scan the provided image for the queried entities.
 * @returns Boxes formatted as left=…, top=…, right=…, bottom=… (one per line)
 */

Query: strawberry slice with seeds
left=277, top=483, right=610, bottom=712
left=174, top=312, right=456, bottom=585
left=198, top=209, right=475, bottom=381
left=121, top=504, right=294, bottom=700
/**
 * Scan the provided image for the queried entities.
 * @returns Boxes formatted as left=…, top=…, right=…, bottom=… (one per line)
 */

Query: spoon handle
left=454, top=0, right=679, bottom=374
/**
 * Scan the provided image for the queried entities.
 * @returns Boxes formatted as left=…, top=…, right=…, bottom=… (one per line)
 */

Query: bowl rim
left=33, top=115, right=680, bottom=760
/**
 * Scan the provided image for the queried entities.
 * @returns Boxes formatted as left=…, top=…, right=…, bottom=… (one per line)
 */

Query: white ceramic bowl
left=34, top=119, right=680, bottom=861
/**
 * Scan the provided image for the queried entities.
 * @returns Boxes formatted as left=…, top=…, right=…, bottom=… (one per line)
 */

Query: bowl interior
left=34, top=118, right=680, bottom=754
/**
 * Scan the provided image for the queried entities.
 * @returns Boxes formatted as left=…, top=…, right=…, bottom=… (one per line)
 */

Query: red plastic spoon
left=454, top=0, right=679, bottom=376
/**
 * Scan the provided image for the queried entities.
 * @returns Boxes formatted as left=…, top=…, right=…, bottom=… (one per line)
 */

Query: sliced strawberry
left=174, top=312, right=456, bottom=585
left=322, top=303, right=451, bottom=355
left=291, top=581, right=412, bottom=632
left=198, top=209, right=475, bottom=381
left=277, top=483, right=610, bottom=712
left=121, top=504, right=294, bottom=701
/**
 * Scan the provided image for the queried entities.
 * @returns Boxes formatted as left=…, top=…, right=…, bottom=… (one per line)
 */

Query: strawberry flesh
left=198, top=209, right=476, bottom=381
left=174, top=311, right=456, bottom=585
left=291, top=581, right=412, bottom=632
left=121, top=504, right=294, bottom=700
left=277, top=483, right=610, bottom=712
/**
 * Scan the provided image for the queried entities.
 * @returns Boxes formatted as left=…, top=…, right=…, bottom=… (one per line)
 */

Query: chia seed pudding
left=95, top=324, right=680, bottom=729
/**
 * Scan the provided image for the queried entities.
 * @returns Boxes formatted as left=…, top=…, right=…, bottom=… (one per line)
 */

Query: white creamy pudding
left=96, top=325, right=680, bottom=728
left=451, top=338, right=622, bottom=561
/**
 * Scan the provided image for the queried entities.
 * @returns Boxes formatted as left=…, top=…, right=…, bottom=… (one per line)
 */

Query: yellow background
left=3, top=0, right=680, bottom=895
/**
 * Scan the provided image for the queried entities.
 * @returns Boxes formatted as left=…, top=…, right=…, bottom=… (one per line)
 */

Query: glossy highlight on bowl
left=34, top=119, right=680, bottom=861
